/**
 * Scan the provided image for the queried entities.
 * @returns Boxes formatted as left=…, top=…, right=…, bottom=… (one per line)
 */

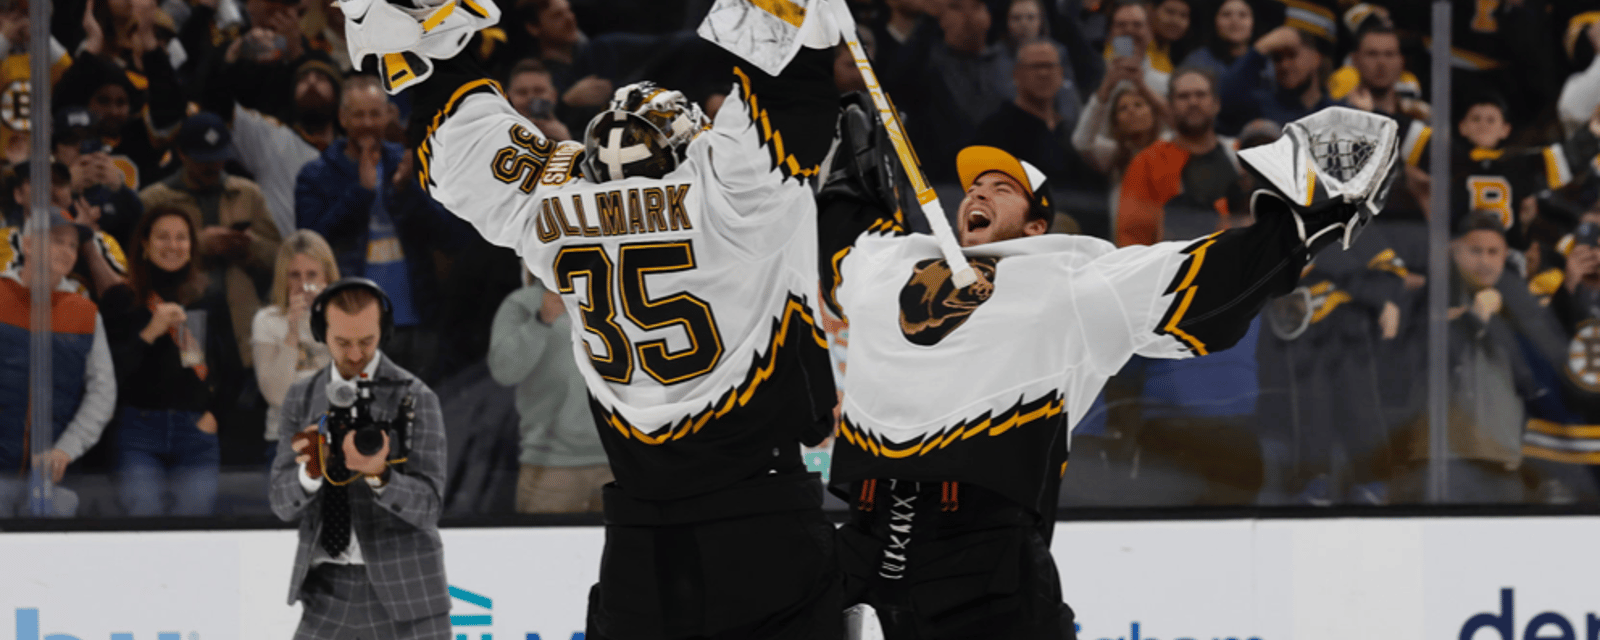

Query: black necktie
left=319, top=450, right=354, bottom=556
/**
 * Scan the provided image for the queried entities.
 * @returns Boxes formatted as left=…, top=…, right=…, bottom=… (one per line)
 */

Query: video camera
left=319, top=377, right=413, bottom=483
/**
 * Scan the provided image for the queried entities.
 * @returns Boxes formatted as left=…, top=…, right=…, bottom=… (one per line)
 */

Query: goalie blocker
left=819, top=107, right=1397, bottom=640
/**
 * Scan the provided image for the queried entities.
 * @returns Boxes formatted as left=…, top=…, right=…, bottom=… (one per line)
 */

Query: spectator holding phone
left=51, top=107, right=143, bottom=248
left=1554, top=208, right=1600, bottom=335
left=504, top=59, right=572, bottom=141
left=0, top=162, right=127, bottom=302
left=252, top=231, right=339, bottom=464
left=1103, top=0, right=1170, bottom=99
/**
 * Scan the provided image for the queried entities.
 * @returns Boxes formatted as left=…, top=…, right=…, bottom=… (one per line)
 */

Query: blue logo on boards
left=1460, top=588, right=1600, bottom=640
left=14, top=607, right=187, bottom=640
left=1083, top=621, right=1262, bottom=640
left=448, top=585, right=584, bottom=640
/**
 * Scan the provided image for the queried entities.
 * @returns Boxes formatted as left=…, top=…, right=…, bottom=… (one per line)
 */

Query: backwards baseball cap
left=176, top=112, right=233, bottom=163
left=955, top=145, right=1051, bottom=220
left=53, top=106, right=95, bottom=141
left=22, top=207, right=88, bottom=242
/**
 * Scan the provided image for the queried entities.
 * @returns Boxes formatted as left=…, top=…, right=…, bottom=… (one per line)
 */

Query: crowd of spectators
left=4, top=0, right=1600, bottom=518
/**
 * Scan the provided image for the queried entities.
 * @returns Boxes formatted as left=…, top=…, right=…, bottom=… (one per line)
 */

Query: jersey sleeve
left=697, top=47, right=838, bottom=214
left=815, top=95, right=916, bottom=319
left=1400, top=119, right=1432, bottom=169
left=1538, top=125, right=1600, bottom=191
left=409, top=55, right=559, bottom=270
left=1071, top=203, right=1308, bottom=374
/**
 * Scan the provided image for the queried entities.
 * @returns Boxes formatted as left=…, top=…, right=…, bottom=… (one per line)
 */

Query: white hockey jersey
left=825, top=216, right=1305, bottom=517
left=415, top=52, right=839, bottom=500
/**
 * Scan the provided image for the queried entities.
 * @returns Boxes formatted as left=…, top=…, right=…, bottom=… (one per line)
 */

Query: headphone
left=310, top=277, right=395, bottom=348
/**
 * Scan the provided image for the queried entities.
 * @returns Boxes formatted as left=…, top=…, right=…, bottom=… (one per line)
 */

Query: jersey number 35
left=553, top=241, right=724, bottom=385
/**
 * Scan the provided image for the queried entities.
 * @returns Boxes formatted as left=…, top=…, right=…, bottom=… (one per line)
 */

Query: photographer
left=268, top=278, right=449, bottom=639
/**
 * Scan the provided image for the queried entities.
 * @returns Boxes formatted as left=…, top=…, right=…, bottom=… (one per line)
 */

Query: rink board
left=1, top=517, right=1594, bottom=640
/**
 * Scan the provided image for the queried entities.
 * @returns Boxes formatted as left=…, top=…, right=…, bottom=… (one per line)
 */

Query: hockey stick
left=823, top=0, right=977, bottom=289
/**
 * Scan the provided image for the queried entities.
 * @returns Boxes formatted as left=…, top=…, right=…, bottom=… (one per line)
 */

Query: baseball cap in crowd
left=176, top=112, right=233, bottom=163
left=955, top=145, right=1051, bottom=217
left=51, top=107, right=96, bottom=146
left=22, top=207, right=90, bottom=243
left=295, top=57, right=344, bottom=86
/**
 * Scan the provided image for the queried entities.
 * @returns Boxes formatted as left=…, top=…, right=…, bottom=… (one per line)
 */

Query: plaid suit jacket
left=268, top=355, right=450, bottom=622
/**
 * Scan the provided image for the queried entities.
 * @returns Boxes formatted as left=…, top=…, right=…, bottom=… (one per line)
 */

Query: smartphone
left=527, top=98, right=555, bottom=121
left=78, top=139, right=110, bottom=155
left=239, top=34, right=288, bottom=62
left=230, top=221, right=253, bottom=232
left=1112, top=35, right=1135, bottom=59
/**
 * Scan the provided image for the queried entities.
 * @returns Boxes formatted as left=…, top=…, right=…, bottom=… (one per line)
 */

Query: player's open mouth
left=967, top=211, right=992, bottom=233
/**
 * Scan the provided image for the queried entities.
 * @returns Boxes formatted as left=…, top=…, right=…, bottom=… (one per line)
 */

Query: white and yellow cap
left=956, top=145, right=1051, bottom=214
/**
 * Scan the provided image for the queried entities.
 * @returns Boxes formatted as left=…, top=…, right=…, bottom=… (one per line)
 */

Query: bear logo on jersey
left=899, top=257, right=1000, bottom=346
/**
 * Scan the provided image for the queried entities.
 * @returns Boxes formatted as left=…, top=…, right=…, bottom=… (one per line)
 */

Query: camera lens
left=354, top=428, right=385, bottom=456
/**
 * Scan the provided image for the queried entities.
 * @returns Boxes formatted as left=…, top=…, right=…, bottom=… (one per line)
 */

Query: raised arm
left=815, top=93, right=912, bottom=319
left=405, top=48, right=574, bottom=258
left=1081, top=108, right=1401, bottom=371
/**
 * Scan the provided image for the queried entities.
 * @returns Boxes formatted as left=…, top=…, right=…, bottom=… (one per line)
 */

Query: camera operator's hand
left=343, top=430, right=391, bottom=477
left=291, top=424, right=328, bottom=481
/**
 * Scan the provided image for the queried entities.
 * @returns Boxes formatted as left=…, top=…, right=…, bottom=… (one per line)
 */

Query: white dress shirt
left=299, top=353, right=388, bottom=566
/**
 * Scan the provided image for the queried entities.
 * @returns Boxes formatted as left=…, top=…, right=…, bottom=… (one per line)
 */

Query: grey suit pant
left=295, top=564, right=451, bottom=640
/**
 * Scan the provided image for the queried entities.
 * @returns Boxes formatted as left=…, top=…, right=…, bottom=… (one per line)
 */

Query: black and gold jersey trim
left=417, top=78, right=503, bottom=191
left=1523, top=418, right=1600, bottom=465
left=731, top=66, right=820, bottom=182
left=838, top=391, right=1064, bottom=459
left=1154, top=232, right=1222, bottom=356
left=1366, top=248, right=1409, bottom=278
left=590, top=294, right=829, bottom=445
left=822, top=208, right=905, bottom=320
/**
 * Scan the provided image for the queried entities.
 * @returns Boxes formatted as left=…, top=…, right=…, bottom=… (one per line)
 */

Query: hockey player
left=340, top=0, right=844, bottom=638
left=817, top=107, right=1398, bottom=639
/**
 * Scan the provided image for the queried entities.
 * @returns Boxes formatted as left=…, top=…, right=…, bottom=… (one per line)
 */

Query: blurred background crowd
left=4, top=0, right=1600, bottom=520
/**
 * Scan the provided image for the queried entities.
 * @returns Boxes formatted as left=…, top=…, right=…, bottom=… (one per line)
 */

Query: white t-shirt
left=252, top=305, right=331, bottom=442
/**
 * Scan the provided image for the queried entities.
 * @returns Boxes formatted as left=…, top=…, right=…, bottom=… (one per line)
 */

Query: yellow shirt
left=0, top=43, right=72, bottom=155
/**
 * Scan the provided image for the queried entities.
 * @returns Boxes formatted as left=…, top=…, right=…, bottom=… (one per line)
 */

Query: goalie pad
left=341, top=0, right=500, bottom=94
left=1239, top=106, right=1399, bottom=251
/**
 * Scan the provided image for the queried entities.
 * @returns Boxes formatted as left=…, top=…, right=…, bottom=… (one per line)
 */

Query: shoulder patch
left=898, top=256, right=1000, bottom=346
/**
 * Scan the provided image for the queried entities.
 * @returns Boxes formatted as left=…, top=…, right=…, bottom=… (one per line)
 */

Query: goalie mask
left=581, top=82, right=709, bottom=183
left=1238, top=107, right=1400, bottom=250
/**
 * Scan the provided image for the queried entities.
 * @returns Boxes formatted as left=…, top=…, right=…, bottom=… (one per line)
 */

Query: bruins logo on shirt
left=899, top=257, right=999, bottom=346
left=1567, top=320, right=1600, bottom=393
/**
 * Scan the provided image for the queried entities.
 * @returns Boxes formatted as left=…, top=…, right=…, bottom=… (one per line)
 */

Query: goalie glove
left=1239, top=107, right=1400, bottom=252
left=340, top=0, right=500, bottom=94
